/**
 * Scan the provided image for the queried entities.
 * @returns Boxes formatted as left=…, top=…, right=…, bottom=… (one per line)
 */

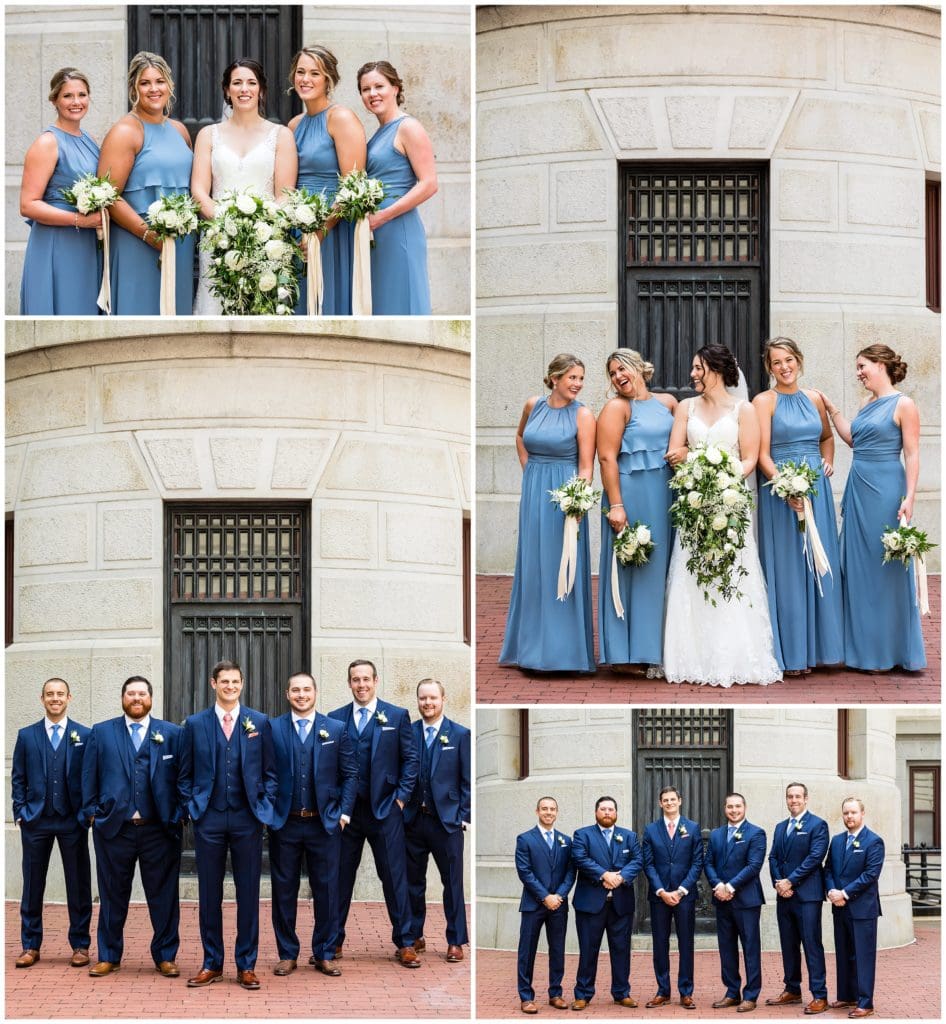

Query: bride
left=191, top=58, right=297, bottom=314
left=662, top=345, right=782, bottom=686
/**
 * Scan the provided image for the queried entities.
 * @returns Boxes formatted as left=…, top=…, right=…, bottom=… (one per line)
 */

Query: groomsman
left=515, top=796, right=575, bottom=1014
left=570, top=796, right=644, bottom=1011
left=80, top=676, right=184, bottom=977
left=404, top=678, right=471, bottom=962
left=824, top=799, right=885, bottom=1019
left=269, top=671, right=357, bottom=977
left=766, top=782, right=829, bottom=1014
left=704, top=793, right=766, bottom=1012
left=11, top=678, right=92, bottom=968
left=179, top=660, right=277, bottom=990
left=329, top=659, right=420, bottom=966
left=641, top=786, right=704, bottom=1009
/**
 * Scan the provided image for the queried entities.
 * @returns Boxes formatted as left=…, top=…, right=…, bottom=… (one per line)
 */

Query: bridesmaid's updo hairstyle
left=357, top=60, right=406, bottom=106
left=287, top=45, right=340, bottom=97
left=763, top=336, right=805, bottom=376
left=695, top=344, right=740, bottom=388
left=544, top=353, right=585, bottom=390
left=49, top=67, right=91, bottom=102
left=606, top=348, right=655, bottom=384
left=222, top=58, right=268, bottom=116
left=858, top=343, right=908, bottom=384
left=128, top=51, right=176, bottom=113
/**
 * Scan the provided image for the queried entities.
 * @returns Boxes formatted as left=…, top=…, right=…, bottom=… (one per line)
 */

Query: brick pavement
left=5, top=899, right=470, bottom=1019
left=475, top=920, right=941, bottom=1020
left=475, top=575, right=941, bottom=705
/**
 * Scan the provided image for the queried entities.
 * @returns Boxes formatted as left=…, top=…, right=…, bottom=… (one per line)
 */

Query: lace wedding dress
left=663, top=400, right=782, bottom=686
left=193, top=120, right=279, bottom=315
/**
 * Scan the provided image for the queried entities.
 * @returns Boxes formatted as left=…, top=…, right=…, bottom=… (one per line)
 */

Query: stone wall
left=476, top=5, right=941, bottom=572
left=5, top=4, right=471, bottom=313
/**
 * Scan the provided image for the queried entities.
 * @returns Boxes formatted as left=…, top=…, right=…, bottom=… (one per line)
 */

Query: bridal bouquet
left=608, top=520, right=654, bottom=619
left=200, top=189, right=298, bottom=315
left=669, top=444, right=753, bottom=605
left=282, top=187, right=330, bottom=315
left=60, top=172, right=120, bottom=313
left=882, top=520, right=935, bottom=615
left=548, top=476, right=601, bottom=600
left=333, top=169, right=386, bottom=315
left=147, top=193, right=201, bottom=316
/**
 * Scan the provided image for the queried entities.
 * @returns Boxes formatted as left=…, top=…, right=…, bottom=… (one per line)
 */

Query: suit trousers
left=832, top=910, right=877, bottom=1009
left=574, top=899, right=633, bottom=1002
left=518, top=904, right=568, bottom=1001
left=775, top=897, right=827, bottom=999
left=405, top=811, right=468, bottom=946
left=715, top=901, right=763, bottom=1001
left=650, top=897, right=696, bottom=997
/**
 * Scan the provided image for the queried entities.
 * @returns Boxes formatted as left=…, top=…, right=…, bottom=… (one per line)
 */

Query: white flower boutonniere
left=852, top=839, right=860, bottom=849
left=795, top=821, right=803, bottom=831
left=615, top=834, right=624, bottom=843
left=375, top=711, right=388, bottom=725
left=319, top=728, right=330, bottom=740
left=558, top=836, right=567, bottom=847
left=69, top=730, right=81, bottom=745
left=439, top=734, right=450, bottom=745
left=242, top=716, right=256, bottom=735
left=151, top=731, right=164, bottom=745
left=678, top=825, right=689, bottom=837
left=733, top=831, right=743, bottom=841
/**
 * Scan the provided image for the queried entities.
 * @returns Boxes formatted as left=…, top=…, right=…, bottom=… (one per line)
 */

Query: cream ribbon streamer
left=799, top=496, right=832, bottom=596
left=304, top=233, right=323, bottom=316
left=556, top=516, right=580, bottom=600
left=351, top=217, right=373, bottom=315
left=610, top=548, right=625, bottom=619
left=159, top=237, right=176, bottom=316
left=899, top=514, right=930, bottom=615
left=95, top=209, right=112, bottom=315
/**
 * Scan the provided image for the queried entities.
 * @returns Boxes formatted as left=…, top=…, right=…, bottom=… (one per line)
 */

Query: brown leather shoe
left=847, top=1011, right=873, bottom=1019
left=237, top=969, right=261, bottom=990
left=712, top=997, right=741, bottom=1008
left=830, top=1002, right=857, bottom=1009
left=187, top=968, right=223, bottom=987
left=396, top=946, right=421, bottom=968
left=521, top=1002, right=538, bottom=1014
left=804, top=999, right=828, bottom=1014
left=765, top=992, right=802, bottom=1006
left=446, top=944, right=464, bottom=962
left=15, top=950, right=40, bottom=968
left=737, top=1001, right=756, bottom=1013
left=549, top=997, right=568, bottom=1009
left=680, top=996, right=696, bottom=1009
left=308, top=955, right=317, bottom=965
left=334, top=944, right=344, bottom=959
left=155, top=961, right=179, bottom=977
left=273, top=959, right=296, bottom=976
left=646, top=994, right=672, bottom=1007
left=314, top=959, right=342, bottom=976
left=571, top=999, right=588, bottom=1011
left=614, top=996, right=639, bottom=1007
left=70, top=948, right=90, bottom=968
left=413, top=937, right=426, bottom=952
left=88, top=961, right=121, bottom=977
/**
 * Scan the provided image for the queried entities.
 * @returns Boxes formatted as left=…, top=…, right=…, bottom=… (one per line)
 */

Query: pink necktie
left=223, top=712, right=233, bottom=740
left=667, top=820, right=676, bottom=839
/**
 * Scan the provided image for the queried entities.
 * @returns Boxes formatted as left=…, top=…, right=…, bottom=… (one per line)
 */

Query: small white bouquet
left=60, top=172, right=121, bottom=313
left=548, top=476, right=601, bottom=600
left=766, top=458, right=833, bottom=593
left=333, top=169, right=386, bottom=315
left=282, top=186, right=331, bottom=315
left=608, top=520, right=655, bottom=619
left=147, top=193, right=201, bottom=316
left=882, top=520, right=935, bottom=616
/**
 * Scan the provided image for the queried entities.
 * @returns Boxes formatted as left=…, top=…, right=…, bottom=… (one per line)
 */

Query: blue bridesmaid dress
left=20, top=126, right=101, bottom=315
left=758, top=391, right=844, bottom=672
left=840, top=393, right=926, bottom=670
left=108, top=118, right=194, bottom=315
left=499, top=397, right=595, bottom=672
left=365, top=116, right=430, bottom=315
left=598, top=398, right=674, bottom=666
left=293, top=109, right=354, bottom=315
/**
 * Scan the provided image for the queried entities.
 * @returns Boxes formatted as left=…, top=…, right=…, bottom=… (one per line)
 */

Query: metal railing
left=902, top=845, right=941, bottom=915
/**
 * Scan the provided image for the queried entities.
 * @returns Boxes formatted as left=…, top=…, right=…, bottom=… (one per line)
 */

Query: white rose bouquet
left=608, top=520, right=655, bottom=620
left=881, top=520, right=935, bottom=616
left=146, top=193, right=201, bottom=316
left=282, top=187, right=331, bottom=315
left=547, top=476, right=601, bottom=600
left=766, top=458, right=834, bottom=593
left=668, top=443, right=753, bottom=605
left=60, top=172, right=121, bottom=313
left=332, top=169, right=387, bottom=315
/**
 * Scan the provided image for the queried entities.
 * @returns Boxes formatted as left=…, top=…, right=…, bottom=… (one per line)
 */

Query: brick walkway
left=5, top=899, right=470, bottom=1019
left=475, top=576, right=941, bottom=705
left=475, top=920, right=940, bottom=1019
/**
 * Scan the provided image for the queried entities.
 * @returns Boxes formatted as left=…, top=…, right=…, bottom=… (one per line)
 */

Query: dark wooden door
left=632, top=708, right=734, bottom=934
left=621, top=164, right=768, bottom=399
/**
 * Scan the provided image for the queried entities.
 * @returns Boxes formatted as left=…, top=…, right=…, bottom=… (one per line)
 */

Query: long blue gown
left=598, top=397, right=674, bottom=666
left=840, top=393, right=926, bottom=671
left=759, top=391, right=844, bottom=672
left=499, top=397, right=595, bottom=672
left=293, top=108, right=354, bottom=315
left=108, top=118, right=194, bottom=315
left=366, top=116, right=430, bottom=315
left=20, top=126, right=101, bottom=315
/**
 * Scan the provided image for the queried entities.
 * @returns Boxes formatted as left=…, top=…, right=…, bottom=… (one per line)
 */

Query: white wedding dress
left=663, top=400, right=782, bottom=686
left=193, top=120, right=279, bottom=315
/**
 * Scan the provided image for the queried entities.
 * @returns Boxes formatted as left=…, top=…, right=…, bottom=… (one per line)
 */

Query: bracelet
left=140, top=224, right=150, bottom=242
left=609, top=504, right=624, bottom=509
left=74, top=212, right=79, bottom=231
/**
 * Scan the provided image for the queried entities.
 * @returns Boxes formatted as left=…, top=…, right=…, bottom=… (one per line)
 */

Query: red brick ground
left=475, top=920, right=940, bottom=1019
left=475, top=575, right=941, bottom=705
left=5, top=899, right=470, bottom=1019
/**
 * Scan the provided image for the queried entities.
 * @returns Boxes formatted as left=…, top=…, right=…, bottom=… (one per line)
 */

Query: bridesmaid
left=597, top=349, right=676, bottom=675
left=499, top=354, right=596, bottom=673
left=358, top=61, right=437, bottom=315
left=289, top=45, right=366, bottom=316
left=821, top=344, right=926, bottom=672
left=19, top=67, right=102, bottom=314
left=97, top=51, right=194, bottom=314
left=754, top=338, right=844, bottom=675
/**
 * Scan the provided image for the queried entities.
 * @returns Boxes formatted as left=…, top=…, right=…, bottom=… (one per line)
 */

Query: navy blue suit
left=11, top=718, right=92, bottom=953
left=704, top=821, right=766, bottom=1002
left=824, top=828, right=884, bottom=1010
left=328, top=699, right=419, bottom=950
left=571, top=825, right=643, bottom=1003
left=768, top=812, right=829, bottom=1000
left=404, top=717, right=470, bottom=947
left=269, top=712, right=357, bottom=962
left=179, top=705, right=277, bottom=972
left=80, top=716, right=183, bottom=965
left=515, top=826, right=575, bottom=1002
left=642, top=816, right=704, bottom=997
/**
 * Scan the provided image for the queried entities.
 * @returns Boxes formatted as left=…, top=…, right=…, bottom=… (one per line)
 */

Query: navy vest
left=43, top=729, right=69, bottom=816
left=125, top=726, right=157, bottom=820
left=419, top=727, right=434, bottom=809
left=210, top=715, right=248, bottom=811
left=348, top=709, right=375, bottom=801
left=291, top=719, right=316, bottom=813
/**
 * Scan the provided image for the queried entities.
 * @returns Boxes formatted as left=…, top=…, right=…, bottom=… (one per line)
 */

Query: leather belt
left=289, top=810, right=317, bottom=819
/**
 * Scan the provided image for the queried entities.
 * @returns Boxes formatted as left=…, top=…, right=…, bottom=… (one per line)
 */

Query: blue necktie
left=425, top=725, right=436, bottom=748
left=545, top=830, right=554, bottom=849
left=603, top=827, right=612, bottom=846
left=727, top=824, right=737, bottom=843
left=130, top=722, right=143, bottom=751
left=357, top=707, right=369, bottom=733
left=787, top=818, right=797, bottom=840
left=846, top=833, right=855, bottom=852
left=297, top=719, right=308, bottom=740
left=50, top=724, right=61, bottom=750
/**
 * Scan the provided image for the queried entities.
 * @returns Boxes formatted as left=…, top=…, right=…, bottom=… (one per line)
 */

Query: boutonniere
left=615, top=834, right=624, bottom=843
left=439, top=734, right=449, bottom=745
left=241, top=715, right=256, bottom=734
left=733, top=831, right=743, bottom=841
left=678, top=825, right=689, bottom=837
left=852, top=839, right=860, bottom=849
left=151, top=730, right=164, bottom=745
left=795, top=820, right=803, bottom=831
left=319, top=728, right=330, bottom=740
left=558, top=836, right=567, bottom=847
left=375, top=710, right=388, bottom=725
left=69, top=730, right=81, bottom=745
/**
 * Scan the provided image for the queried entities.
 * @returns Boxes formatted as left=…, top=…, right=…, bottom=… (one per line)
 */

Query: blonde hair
left=127, top=51, right=175, bottom=114
left=49, top=67, right=90, bottom=103
left=763, top=337, right=805, bottom=377
left=544, top=353, right=584, bottom=390
left=606, top=348, right=655, bottom=385
left=287, top=45, right=340, bottom=96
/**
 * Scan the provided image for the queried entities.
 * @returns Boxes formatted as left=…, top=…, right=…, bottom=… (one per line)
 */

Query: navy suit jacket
left=642, top=816, right=704, bottom=900
left=704, top=821, right=766, bottom=909
left=80, top=716, right=183, bottom=836
left=403, top=717, right=471, bottom=833
left=824, top=828, right=884, bottom=920
left=516, top=825, right=576, bottom=912
left=270, top=711, right=358, bottom=832
left=328, top=699, right=418, bottom=820
left=178, top=705, right=277, bottom=826
left=768, top=812, right=828, bottom=901
left=571, top=824, right=643, bottom=915
left=11, top=719, right=91, bottom=824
